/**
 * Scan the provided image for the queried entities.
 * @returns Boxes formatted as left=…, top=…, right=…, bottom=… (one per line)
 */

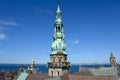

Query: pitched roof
left=17, top=72, right=28, bottom=80
left=88, top=67, right=116, bottom=76
left=73, top=68, right=93, bottom=76
left=65, top=67, right=118, bottom=80
left=0, top=71, right=18, bottom=80
left=25, top=74, right=51, bottom=80
left=69, top=75, right=117, bottom=80
left=46, top=76, right=61, bottom=80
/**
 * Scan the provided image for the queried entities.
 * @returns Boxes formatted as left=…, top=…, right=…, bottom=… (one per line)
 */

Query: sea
left=0, top=64, right=116, bottom=74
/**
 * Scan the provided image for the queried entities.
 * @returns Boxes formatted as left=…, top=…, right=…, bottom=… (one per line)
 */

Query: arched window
left=53, top=59, right=55, bottom=63
left=58, top=26, right=60, bottom=32
left=51, top=71, right=53, bottom=76
left=56, top=26, right=61, bottom=32
left=58, top=71, right=59, bottom=76
left=59, top=59, right=61, bottom=63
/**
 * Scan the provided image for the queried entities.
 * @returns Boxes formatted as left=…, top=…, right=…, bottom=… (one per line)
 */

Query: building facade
left=110, top=53, right=120, bottom=77
left=47, top=3, right=70, bottom=77
left=110, top=53, right=118, bottom=70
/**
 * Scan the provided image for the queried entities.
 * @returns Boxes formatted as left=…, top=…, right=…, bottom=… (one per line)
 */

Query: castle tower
left=28, top=59, right=36, bottom=73
left=48, top=1, right=70, bottom=77
left=110, top=53, right=118, bottom=70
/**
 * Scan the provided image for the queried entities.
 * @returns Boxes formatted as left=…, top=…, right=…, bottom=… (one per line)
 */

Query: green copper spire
left=55, top=0, right=62, bottom=24
left=56, top=1, right=61, bottom=13
left=51, top=1, right=66, bottom=54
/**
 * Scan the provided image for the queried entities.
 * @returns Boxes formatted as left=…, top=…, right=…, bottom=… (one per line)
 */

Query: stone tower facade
left=110, top=53, right=118, bottom=70
left=47, top=2, right=70, bottom=77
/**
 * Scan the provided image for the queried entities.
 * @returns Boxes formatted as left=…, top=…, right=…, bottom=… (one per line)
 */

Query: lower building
left=61, top=67, right=118, bottom=80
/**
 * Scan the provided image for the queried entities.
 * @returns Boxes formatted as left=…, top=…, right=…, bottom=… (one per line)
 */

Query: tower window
left=65, top=57, right=67, bottom=61
left=51, top=71, right=53, bottom=76
left=59, top=59, right=61, bottom=63
left=53, top=59, right=55, bottom=63
left=58, top=15, right=60, bottom=18
left=56, top=26, right=61, bottom=32
left=58, top=26, right=60, bottom=32
left=58, top=71, right=59, bottom=76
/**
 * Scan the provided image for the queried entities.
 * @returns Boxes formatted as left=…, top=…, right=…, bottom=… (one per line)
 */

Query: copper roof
left=50, top=52, right=67, bottom=56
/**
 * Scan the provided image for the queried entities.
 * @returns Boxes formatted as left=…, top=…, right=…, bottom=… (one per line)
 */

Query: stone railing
left=48, top=62, right=70, bottom=68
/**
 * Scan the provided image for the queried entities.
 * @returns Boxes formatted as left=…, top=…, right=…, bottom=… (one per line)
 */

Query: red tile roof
left=73, top=68, right=93, bottom=76
left=69, top=75, right=117, bottom=80
left=25, top=74, right=51, bottom=80
left=0, top=71, right=18, bottom=80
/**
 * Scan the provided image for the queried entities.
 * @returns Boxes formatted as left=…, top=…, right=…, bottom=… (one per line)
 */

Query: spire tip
left=58, top=0, right=60, bottom=5
left=57, top=0, right=61, bottom=12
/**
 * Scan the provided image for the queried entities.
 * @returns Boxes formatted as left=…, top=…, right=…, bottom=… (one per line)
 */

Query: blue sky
left=0, top=0, right=120, bottom=64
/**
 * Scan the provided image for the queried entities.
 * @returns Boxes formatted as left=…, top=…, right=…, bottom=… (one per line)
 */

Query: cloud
left=0, top=20, right=17, bottom=32
left=0, top=19, right=17, bottom=41
left=73, top=40, right=79, bottom=45
left=0, top=33, right=6, bottom=40
left=0, top=20, right=17, bottom=26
